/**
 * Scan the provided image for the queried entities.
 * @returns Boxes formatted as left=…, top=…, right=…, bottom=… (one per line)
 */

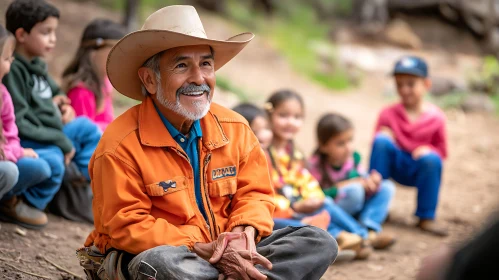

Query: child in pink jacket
left=63, top=19, right=125, bottom=131
left=0, top=24, right=62, bottom=229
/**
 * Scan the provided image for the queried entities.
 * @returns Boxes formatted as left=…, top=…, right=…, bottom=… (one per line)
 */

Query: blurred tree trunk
left=252, top=0, right=274, bottom=16
left=192, top=0, right=226, bottom=13
left=123, top=0, right=140, bottom=33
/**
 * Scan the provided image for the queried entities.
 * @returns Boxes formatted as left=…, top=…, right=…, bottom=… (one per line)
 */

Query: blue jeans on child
left=0, top=161, right=19, bottom=199
left=369, top=134, right=442, bottom=220
left=274, top=197, right=370, bottom=239
left=4, top=117, right=101, bottom=210
left=336, top=180, right=395, bottom=233
left=63, top=117, right=102, bottom=180
left=2, top=144, right=64, bottom=210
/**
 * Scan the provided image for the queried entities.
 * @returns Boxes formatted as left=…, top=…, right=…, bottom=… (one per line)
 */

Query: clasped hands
left=194, top=226, right=272, bottom=280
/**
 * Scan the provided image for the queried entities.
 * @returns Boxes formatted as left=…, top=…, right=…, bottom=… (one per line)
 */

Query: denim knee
left=417, top=153, right=442, bottom=172
left=0, top=162, right=19, bottom=197
left=338, top=184, right=365, bottom=215
left=43, top=147, right=65, bottom=179
left=373, top=134, right=395, bottom=151
left=75, top=116, right=102, bottom=134
left=378, top=180, right=396, bottom=199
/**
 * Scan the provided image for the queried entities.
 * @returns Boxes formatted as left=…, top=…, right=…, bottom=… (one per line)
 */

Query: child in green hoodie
left=1, top=0, right=102, bottom=227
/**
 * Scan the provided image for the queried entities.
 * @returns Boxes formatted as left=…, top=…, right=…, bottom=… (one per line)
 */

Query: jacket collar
left=138, top=96, right=229, bottom=150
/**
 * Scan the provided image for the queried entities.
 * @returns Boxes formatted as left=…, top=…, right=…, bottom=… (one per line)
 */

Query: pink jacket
left=1, top=84, right=24, bottom=162
left=67, top=77, right=114, bottom=131
left=374, top=103, right=447, bottom=159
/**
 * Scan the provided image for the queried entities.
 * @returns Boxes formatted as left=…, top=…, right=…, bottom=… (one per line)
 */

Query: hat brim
left=107, top=30, right=254, bottom=101
left=392, top=69, right=427, bottom=78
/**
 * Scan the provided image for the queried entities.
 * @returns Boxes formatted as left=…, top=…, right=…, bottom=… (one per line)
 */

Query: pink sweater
left=375, top=103, right=447, bottom=159
left=67, top=77, right=114, bottom=131
left=1, top=84, right=24, bottom=162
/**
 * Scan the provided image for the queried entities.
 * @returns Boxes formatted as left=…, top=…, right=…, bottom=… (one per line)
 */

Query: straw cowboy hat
left=107, top=5, right=254, bottom=101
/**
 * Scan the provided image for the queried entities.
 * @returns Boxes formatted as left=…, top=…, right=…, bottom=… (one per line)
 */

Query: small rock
left=461, top=94, right=495, bottom=113
left=15, top=227, right=26, bottom=237
left=384, top=18, right=422, bottom=49
left=431, top=77, right=466, bottom=97
left=417, top=242, right=428, bottom=249
left=367, top=263, right=384, bottom=272
left=472, top=205, right=482, bottom=213
left=43, top=232, right=58, bottom=239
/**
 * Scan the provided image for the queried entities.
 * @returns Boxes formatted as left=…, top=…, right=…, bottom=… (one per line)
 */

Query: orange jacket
left=84, top=97, right=275, bottom=254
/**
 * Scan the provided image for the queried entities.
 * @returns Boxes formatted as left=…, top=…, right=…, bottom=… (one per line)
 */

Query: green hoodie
left=2, top=53, right=73, bottom=153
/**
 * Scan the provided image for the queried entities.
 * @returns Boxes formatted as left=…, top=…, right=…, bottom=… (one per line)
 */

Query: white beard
left=156, top=83, right=211, bottom=121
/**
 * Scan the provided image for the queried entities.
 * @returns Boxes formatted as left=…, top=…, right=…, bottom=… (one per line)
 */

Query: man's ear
left=138, top=67, right=158, bottom=95
left=14, top=28, right=26, bottom=43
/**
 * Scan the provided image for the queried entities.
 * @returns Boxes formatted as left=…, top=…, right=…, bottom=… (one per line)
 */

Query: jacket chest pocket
left=145, top=176, right=195, bottom=220
left=208, top=178, right=237, bottom=218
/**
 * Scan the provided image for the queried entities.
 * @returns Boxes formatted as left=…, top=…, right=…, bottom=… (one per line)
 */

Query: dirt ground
left=1, top=1, right=499, bottom=279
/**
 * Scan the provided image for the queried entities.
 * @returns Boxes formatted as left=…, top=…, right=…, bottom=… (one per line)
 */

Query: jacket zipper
left=202, top=153, right=218, bottom=239
left=173, top=148, right=212, bottom=237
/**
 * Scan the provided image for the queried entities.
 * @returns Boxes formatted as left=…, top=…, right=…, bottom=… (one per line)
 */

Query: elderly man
left=80, top=5, right=337, bottom=280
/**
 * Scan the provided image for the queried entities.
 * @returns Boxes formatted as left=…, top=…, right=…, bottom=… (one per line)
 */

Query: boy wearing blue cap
left=369, top=56, right=448, bottom=236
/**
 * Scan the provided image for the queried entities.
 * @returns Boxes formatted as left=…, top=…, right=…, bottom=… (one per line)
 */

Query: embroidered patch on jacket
left=158, top=180, right=177, bottom=192
left=212, top=166, right=237, bottom=180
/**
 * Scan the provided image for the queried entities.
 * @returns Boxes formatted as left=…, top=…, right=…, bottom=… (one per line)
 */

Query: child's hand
left=61, top=104, right=76, bottom=124
left=369, top=170, right=382, bottom=186
left=362, top=177, right=378, bottom=195
left=412, top=145, right=432, bottom=160
left=53, top=95, right=70, bottom=106
left=64, top=148, right=76, bottom=166
left=293, top=197, right=324, bottom=214
left=379, top=126, right=394, bottom=140
left=23, top=148, right=38, bottom=158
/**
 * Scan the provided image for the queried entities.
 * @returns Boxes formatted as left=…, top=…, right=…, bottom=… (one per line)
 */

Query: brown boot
left=368, top=231, right=397, bottom=250
left=417, top=219, right=449, bottom=237
left=0, top=196, right=48, bottom=229
left=354, top=240, right=373, bottom=260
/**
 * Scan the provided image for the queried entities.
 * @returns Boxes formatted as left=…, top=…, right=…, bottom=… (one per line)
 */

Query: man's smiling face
left=156, top=45, right=216, bottom=120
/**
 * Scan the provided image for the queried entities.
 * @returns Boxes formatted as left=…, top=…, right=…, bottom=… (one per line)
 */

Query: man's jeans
left=127, top=226, right=338, bottom=280
left=369, top=134, right=443, bottom=219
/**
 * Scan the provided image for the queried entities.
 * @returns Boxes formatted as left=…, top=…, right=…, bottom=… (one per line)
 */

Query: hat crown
left=141, top=5, right=207, bottom=39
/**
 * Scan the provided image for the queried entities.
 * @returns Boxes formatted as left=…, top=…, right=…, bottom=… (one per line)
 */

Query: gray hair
left=140, top=52, right=163, bottom=96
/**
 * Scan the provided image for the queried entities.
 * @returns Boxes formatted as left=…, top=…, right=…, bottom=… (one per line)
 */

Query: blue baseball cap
left=392, top=56, right=428, bottom=78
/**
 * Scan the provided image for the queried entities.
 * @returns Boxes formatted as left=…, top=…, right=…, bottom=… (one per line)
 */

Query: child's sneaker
left=417, top=219, right=449, bottom=237
left=354, top=240, right=373, bottom=260
left=334, top=249, right=356, bottom=263
left=0, top=196, right=48, bottom=229
left=336, top=231, right=362, bottom=250
left=368, top=231, right=397, bottom=250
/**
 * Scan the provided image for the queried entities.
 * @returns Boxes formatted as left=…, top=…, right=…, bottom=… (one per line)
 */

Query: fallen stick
left=41, top=256, right=84, bottom=280
left=0, top=257, right=51, bottom=279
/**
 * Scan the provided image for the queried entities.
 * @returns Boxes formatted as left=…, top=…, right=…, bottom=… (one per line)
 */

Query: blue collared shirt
left=154, top=105, right=208, bottom=222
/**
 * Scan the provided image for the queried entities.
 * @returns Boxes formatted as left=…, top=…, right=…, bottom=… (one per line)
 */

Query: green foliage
left=430, top=91, right=467, bottom=110
left=470, top=55, right=499, bottom=95
left=492, top=94, right=499, bottom=115
left=227, top=0, right=353, bottom=90
left=333, top=0, right=354, bottom=17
